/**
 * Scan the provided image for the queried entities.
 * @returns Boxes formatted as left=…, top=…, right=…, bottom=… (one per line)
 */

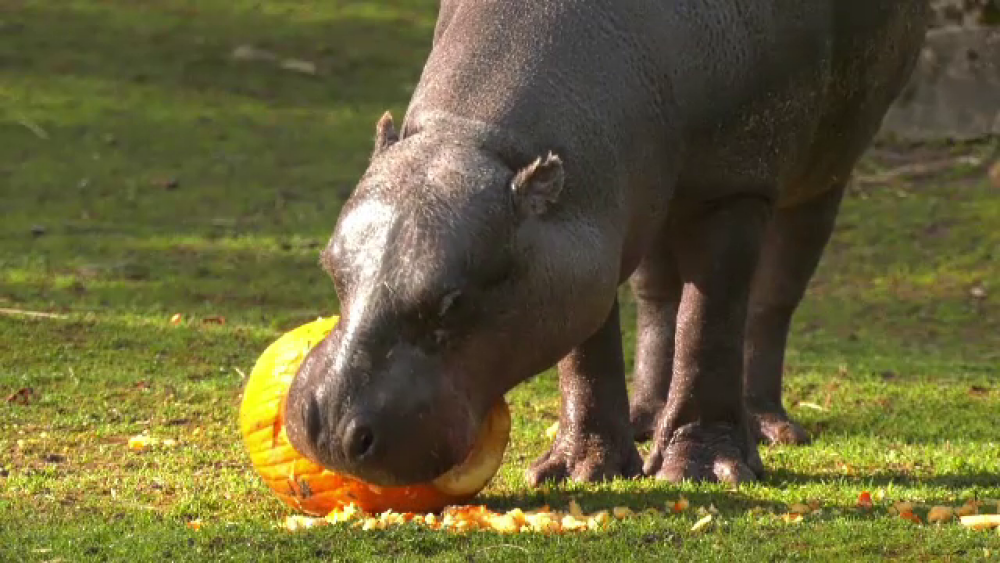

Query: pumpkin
left=239, top=316, right=511, bottom=516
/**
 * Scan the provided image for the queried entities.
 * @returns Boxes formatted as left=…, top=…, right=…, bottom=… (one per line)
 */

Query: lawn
left=2, top=1, right=999, bottom=561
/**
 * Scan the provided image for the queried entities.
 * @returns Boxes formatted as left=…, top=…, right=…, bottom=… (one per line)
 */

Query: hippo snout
left=285, top=331, right=481, bottom=487
left=341, top=414, right=377, bottom=462
left=301, top=396, right=394, bottom=472
left=299, top=392, right=377, bottom=464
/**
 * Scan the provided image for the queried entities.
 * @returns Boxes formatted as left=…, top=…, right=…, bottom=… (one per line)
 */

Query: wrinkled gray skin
left=285, top=0, right=931, bottom=487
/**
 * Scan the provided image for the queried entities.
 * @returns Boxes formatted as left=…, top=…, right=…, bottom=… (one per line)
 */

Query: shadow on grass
left=766, top=468, right=1000, bottom=491
left=803, top=408, right=1000, bottom=444
left=479, top=469, right=1000, bottom=518
left=479, top=488, right=788, bottom=516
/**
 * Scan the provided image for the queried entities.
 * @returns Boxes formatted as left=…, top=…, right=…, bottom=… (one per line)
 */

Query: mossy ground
left=2, top=2, right=999, bottom=561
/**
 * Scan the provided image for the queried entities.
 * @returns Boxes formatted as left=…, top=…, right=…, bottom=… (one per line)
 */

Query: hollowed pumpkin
left=239, top=316, right=510, bottom=516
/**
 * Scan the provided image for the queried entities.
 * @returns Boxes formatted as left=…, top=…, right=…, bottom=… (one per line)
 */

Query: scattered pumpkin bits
left=282, top=497, right=694, bottom=534
left=269, top=487, right=1000, bottom=535
left=544, top=422, right=559, bottom=440
left=781, top=512, right=804, bottom=524
left=927, top=506, right=954, bottom=523
left=127, top=435, right=177, bottom=451
left=856, top=491, right=874, bottom=509
left=689, top=514, right=713, bottom=532
left=854, top=492, right=1000, bottom=531
left=959, top=515, right=1000, bottom=531
left=899, top=510, right=922, bottom=524
left=768, top=493, right=1000, bottom=531
left=239, top=316, right=511, bottom=515
left=788, top=503, right=814, bottom=515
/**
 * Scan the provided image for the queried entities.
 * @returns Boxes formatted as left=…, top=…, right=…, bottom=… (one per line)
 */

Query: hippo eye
left=437, top=289, right=463, bottom=318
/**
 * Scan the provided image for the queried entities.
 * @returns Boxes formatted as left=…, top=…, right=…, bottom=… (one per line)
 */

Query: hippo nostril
left=305, top=393, right=324, bottom=446
left=343, top=418, right=376, bottom=462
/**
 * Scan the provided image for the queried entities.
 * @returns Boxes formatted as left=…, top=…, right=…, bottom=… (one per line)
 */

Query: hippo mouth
left=430, top=398, right=511, bottom=494
left=316, top=395, right=506, bottom=489
left=345, top=397, right=487, bottom=487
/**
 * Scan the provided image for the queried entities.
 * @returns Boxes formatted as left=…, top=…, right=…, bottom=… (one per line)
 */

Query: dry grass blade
left=0, top=308, right=69, bottom=319
left=854, top=155, right=984, bottom=186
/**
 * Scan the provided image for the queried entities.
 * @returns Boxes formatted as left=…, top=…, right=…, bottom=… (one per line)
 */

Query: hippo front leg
left=526, top=298, right=644, bottom=486
left=643, top=195, right=769, bottom=485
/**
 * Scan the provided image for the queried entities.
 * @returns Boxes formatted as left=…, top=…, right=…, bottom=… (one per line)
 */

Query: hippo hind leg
left=744, top=184, right=846, bottom=446
left=628, top=183, right=847, bottom=449
left=628, top=218, right=682, bottom=442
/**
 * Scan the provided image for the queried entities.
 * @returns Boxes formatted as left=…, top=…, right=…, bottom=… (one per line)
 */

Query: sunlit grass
left=2, top=1, right=999, bottom=561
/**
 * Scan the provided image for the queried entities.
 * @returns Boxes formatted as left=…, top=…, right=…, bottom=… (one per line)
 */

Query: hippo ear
left=372, top=111, right=399, bottom=158
left=511, top=152, right=564, bottom=217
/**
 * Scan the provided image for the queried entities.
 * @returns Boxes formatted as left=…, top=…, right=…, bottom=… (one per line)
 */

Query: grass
left=2, top=1, right=999, bottom=561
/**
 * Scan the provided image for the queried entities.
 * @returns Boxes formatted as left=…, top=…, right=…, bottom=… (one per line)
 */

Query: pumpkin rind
left=239, top=316, right=510, bottom=516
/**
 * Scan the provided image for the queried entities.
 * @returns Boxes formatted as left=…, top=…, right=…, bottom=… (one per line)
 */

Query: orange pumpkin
left=239, top=316, right=511, bottom=516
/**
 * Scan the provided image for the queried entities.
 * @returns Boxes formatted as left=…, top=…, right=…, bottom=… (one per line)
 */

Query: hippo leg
left=526, top=298, right=644, bottom=486
left=643, top=195, right=770, bottom=485
left=628, top=221, right=682, bottom=442
left=744, top=185, right=846, bottom=445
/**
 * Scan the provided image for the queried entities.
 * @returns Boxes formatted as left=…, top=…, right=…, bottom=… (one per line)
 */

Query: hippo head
left=284, top=113, right=618, bottom=486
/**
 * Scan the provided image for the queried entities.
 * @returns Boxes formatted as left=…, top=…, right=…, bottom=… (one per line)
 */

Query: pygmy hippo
left=285, top=0, right=931, bottom=486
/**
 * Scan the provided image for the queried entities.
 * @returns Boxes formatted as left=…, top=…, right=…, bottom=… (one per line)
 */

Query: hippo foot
left=747, top=403, right=811, bottom=446
left=629, top=397, right=664, bottom=442
left=643, top=422, right=763, bottom=485
left=526, top=429, right=643, bottom=487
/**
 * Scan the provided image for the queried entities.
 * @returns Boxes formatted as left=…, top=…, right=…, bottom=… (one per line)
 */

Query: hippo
left=285, top=0, right=931, bottom=486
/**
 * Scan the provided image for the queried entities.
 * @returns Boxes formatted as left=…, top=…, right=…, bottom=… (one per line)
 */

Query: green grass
left=2, top=1, right=999, bottom=561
